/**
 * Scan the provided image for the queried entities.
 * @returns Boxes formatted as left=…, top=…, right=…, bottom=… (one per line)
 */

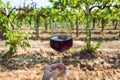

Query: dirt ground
left=0, top=29, right=120, bottom=80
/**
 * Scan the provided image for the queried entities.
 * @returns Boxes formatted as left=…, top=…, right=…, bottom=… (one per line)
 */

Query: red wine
left=50, top=35, right=73, bottom=52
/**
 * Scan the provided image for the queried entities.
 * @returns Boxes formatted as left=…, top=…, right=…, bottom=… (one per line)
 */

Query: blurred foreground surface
left=0, top=40, right=120, bottom=80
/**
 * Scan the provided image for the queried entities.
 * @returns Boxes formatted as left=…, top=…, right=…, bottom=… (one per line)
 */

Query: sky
left=3, top=0, right=52, bottom=8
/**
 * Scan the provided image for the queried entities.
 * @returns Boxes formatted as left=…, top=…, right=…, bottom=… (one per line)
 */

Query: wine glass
left=50, top=22, right=73, bottom=79
left=50, top=21, right=73, bottom=63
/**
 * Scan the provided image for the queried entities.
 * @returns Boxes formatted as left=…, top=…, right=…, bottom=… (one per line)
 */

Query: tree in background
left=0, top=0, right=31, bottom=59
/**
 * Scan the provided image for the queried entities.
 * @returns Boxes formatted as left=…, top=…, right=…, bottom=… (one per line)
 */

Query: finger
left=51, top=63, right=66, bottom=70
left=59, top=64, right=66, bottom=69
left=51, top=63, right=66, bottom=76
left=46, top=63, right=62, bottom=72
left=50, top=63, right=62, bottom=69
left=54, top=66, right=66, bottom=77
left=46, top=63, right=66, bottom=75
left=58, top=64, right=66, bottom=70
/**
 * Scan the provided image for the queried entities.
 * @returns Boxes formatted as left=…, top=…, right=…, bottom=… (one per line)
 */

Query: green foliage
left=80, top=42, right=102, bottom=53
left=0, top=1, right=32, bottom=59
left=3, top=27, right=31, bottom=58
left=0, top=13, right=9, bottom=39
left=0, top=14, right=9, bottom=26
left=0, top=0, right=3, bottom=7
left=0, top=10, right=31, bottom=59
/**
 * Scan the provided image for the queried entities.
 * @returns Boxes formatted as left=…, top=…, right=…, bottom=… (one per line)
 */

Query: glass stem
left=60, top=53, right=64, bottom=80
left=60, top=52, right=63, bottom=63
